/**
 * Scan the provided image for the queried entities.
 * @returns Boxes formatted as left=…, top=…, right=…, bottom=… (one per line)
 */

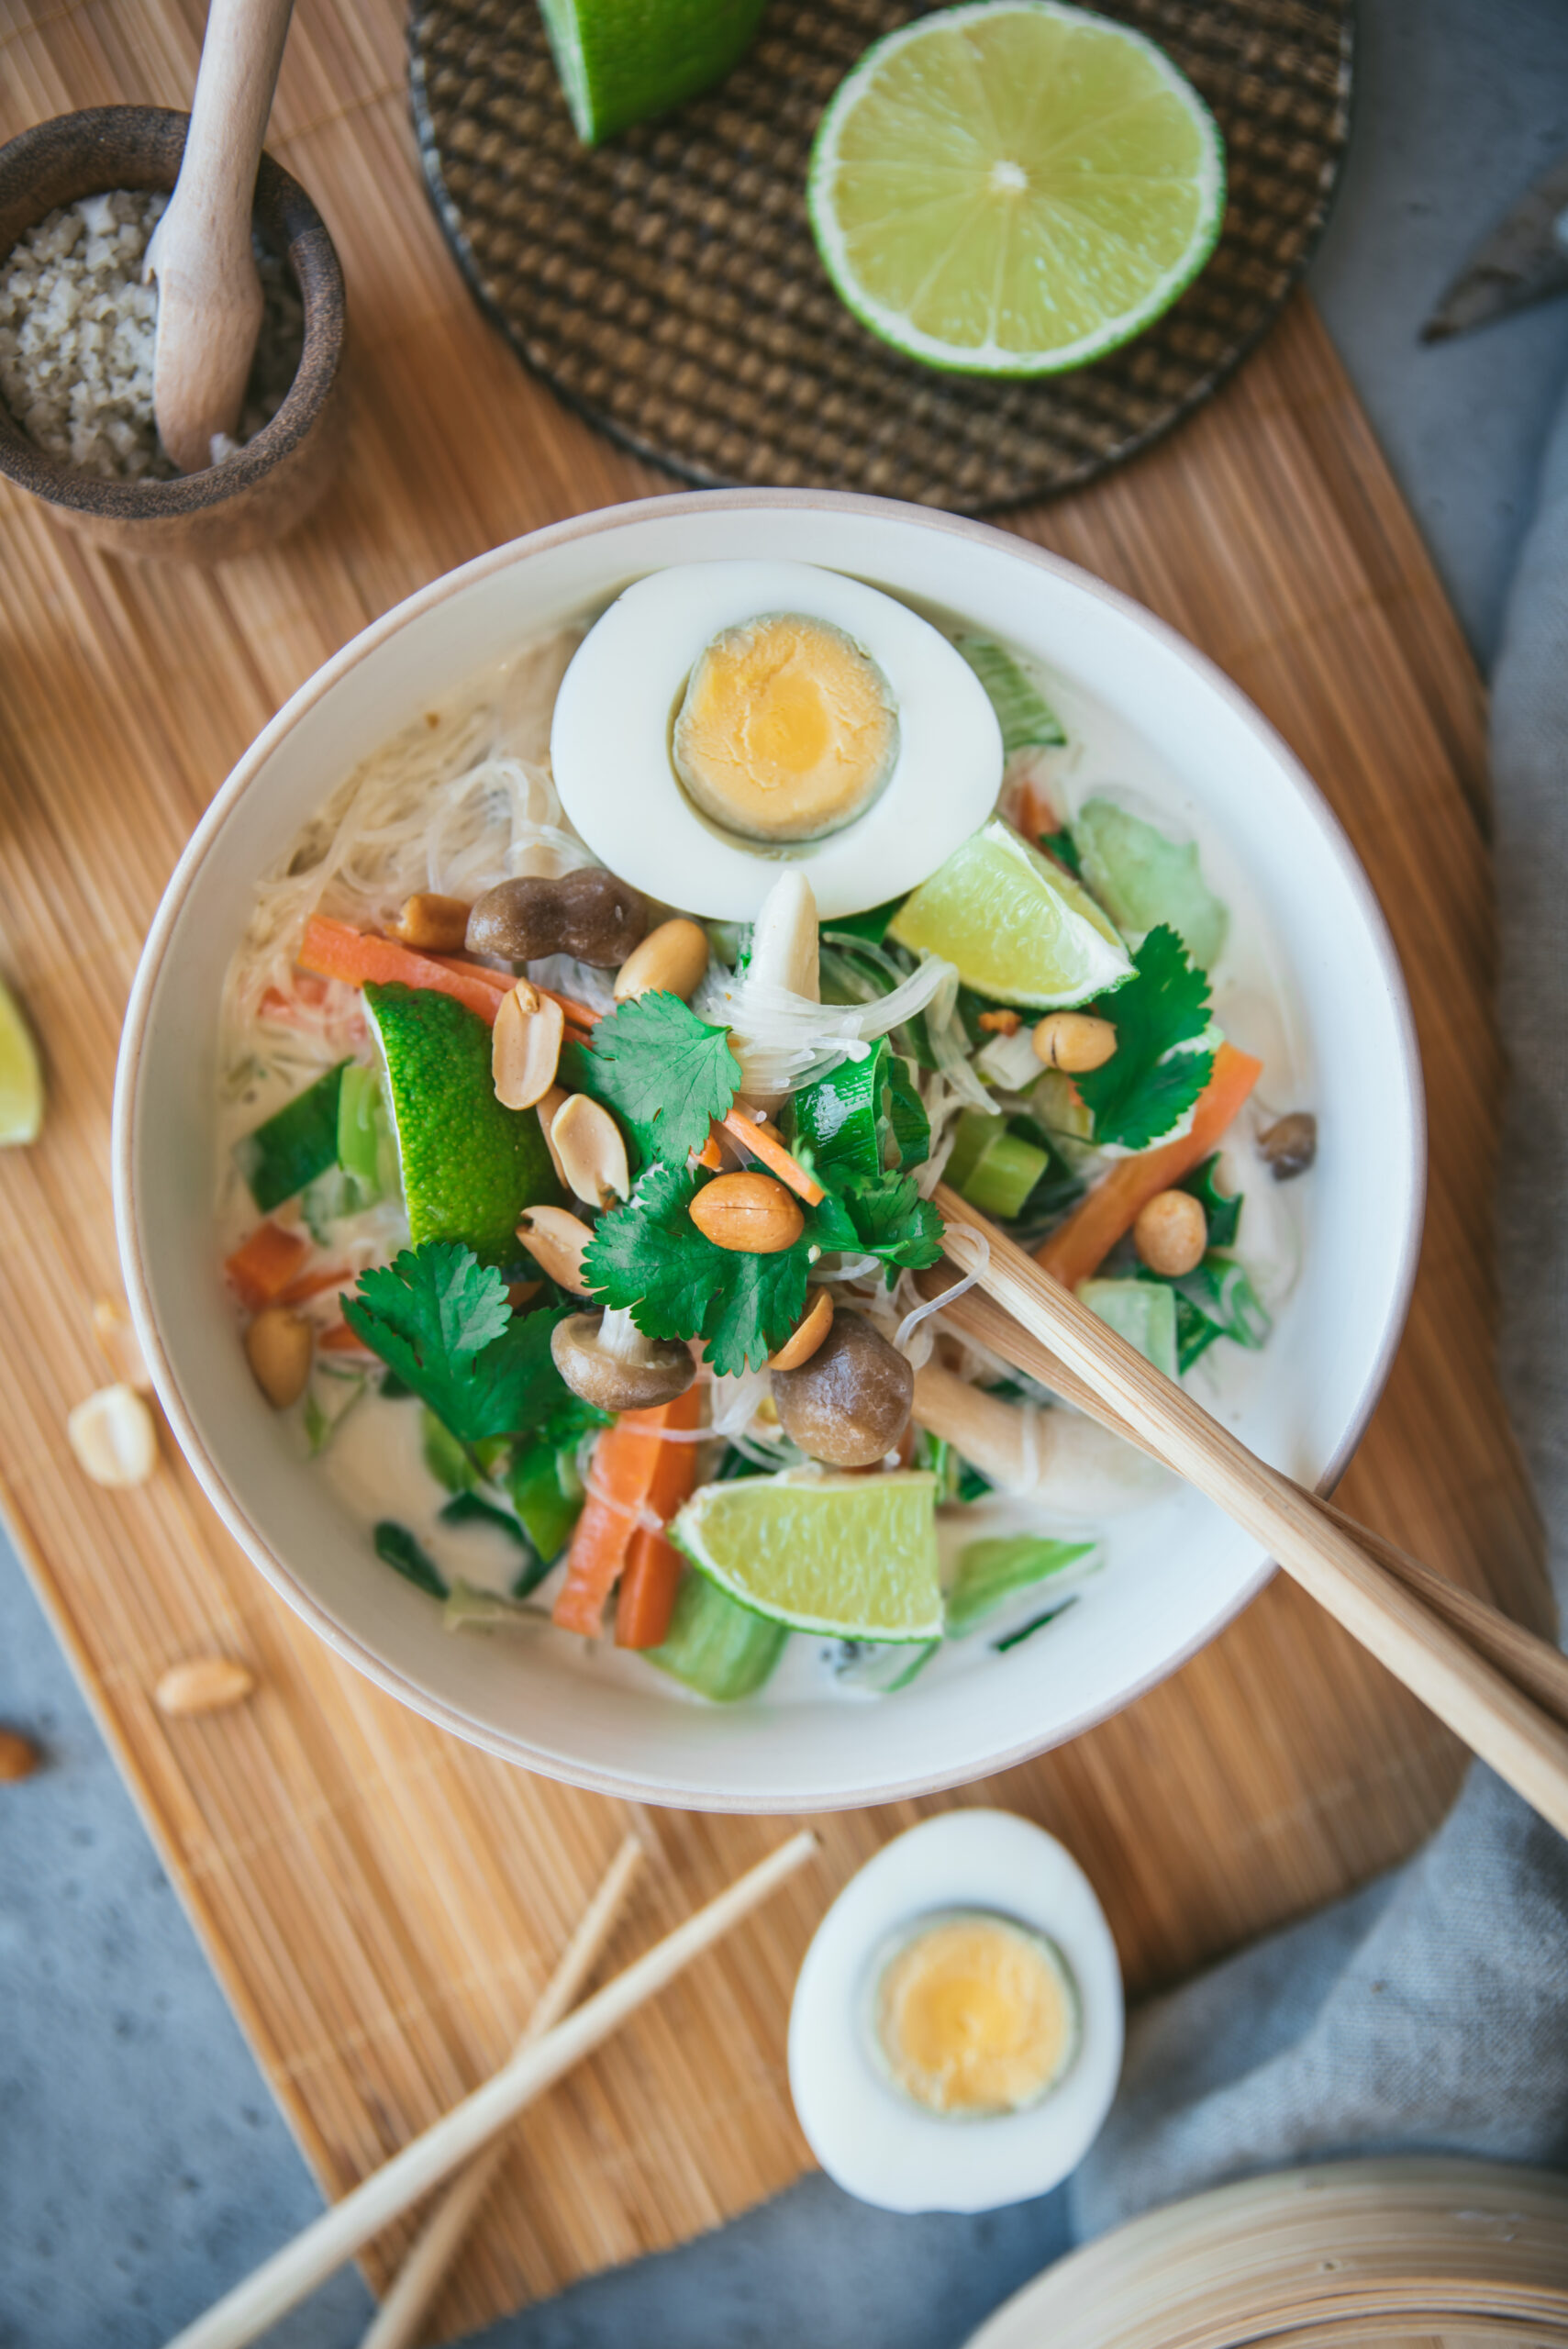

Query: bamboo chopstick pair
left=164, top=1830, right=817, bottom=2349
left=929, top=1183, right=1568, bottom=1839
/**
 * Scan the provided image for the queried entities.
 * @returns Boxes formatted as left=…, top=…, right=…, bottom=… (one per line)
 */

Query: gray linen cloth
left=1070, top=380, right=1568, bottom=2234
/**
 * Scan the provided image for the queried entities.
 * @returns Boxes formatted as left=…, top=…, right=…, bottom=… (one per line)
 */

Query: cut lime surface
left=888, top=819, right=1132, bottom=1007
left=539, top=0, right=766, bottom=144
left=365, top=984, right=560, bottom=1266
left=806, top=0, right=1226, bottom=377
left=673, top=1469, right=943, bottom=1642
left=0, top=975, right=43, bottom=1146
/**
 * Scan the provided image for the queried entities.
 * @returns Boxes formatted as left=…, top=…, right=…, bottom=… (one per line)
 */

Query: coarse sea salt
left=0, top=188, right=305, bottom=482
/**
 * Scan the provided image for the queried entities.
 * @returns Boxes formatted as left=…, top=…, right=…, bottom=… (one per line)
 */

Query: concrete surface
left=4, top=2, right=1568, bottom=2342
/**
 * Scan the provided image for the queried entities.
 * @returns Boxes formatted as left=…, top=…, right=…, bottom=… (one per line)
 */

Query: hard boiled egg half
left=550, top=560, right=1004, bottom=919
left=789, top=1810, right=1123, bottom=2213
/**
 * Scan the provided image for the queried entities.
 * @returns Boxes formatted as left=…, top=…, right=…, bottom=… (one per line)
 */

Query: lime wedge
left=806, top=0, right=1225, bottom=377
left=888, top=819, right=1132, bottom=1007
left=673, top=1469, right=943, bottom=1642
left=365, top=985, right=561, bottom=1266
left=539, top=0, right=767, bottom=144
left=0, top=975, right=43, bottom=1145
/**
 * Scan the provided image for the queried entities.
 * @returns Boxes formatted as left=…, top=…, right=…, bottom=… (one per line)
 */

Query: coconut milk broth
left=217, top=599, right=1315, bottom=1702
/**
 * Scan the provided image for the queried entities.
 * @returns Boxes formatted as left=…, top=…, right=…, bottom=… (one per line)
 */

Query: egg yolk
left=873, top=1912, right=1078, bottom=2119
left=672, top=612, right=899, bottom=843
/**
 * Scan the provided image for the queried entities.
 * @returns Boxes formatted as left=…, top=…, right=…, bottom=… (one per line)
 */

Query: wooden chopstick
left=359, top=1832, right=645, bottom=2349
left=931, top=1186, right=1568, bottom=1838
left=164, top=1831, right=817, bottom=2349
left=925, top=1267, right=1568, bottom=1734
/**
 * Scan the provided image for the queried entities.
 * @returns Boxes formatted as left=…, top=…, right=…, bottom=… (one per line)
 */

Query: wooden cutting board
left=0, top=0, right=1550, bottom=2339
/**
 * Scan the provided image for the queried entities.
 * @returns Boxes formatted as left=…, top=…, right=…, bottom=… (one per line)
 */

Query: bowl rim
left=113, top=486, right=1427, bottom=1809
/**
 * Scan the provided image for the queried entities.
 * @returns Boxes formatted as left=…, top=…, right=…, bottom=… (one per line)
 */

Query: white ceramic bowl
left=114, top=490, right=1423, bottom=1813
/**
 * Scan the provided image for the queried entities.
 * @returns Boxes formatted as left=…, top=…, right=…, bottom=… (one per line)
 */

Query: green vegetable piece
left=366, top=985, right=560, bottom=1265
left=827, top=897, right=906, bottom=946
left=954, top=636, right=1067, bottom=752
left=1140, top=1255, right=1270, bottom=1372
left=1078, top=1277, right=1180, bottom=1382
left=233, top=1060, right=349, bottom=1214
left=887, top=1057, right=930, bottom=1171
left=789, top=1040, right=894, bottom=1186
left=373, top=1519, right=449, bottom=1599
left=422, top=1408, right=478, bottom=1495
left=507, top=1441, right=585, bottom=1564
left=962, top=1130, right=1048, bottom=1222
left=436, top=1490, right=551, bottom=1598
left=809, top=1172, right=944, bottom=1286
left=338, top=1061, right=397, bottom=1198
left=585, top=1162, right=812, bottom=1376
left=558, top=990, right=740, bottom=1171
left=344, top=1241, right=574, bottom=1446
left=943, top=1108, right=1006, bottom=1196
left=1179, top=1152, right=1242, bottom=1251
left=1072, top=797, right=1229, bottom=971
left=645, top=1569, right=788, bottom=1702
left=1074, top=925, right=1215, bottom=1152
left=994, top=1597, right=1080, bottom=1653
left=1039, top=826, right=1084, bottom=879
left=946, top=1533, right=1097, bottom=1638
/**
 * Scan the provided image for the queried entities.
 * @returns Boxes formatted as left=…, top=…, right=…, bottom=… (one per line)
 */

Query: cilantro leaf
left=583, top=1163, right=810, bottom=1377
left=1073, top=925, right=1214, bottom=1152
left=811, top=1173, right=944, bottom=1287
left=559, top=991, right=740, bottom=1170
left=342, top=1242, right=573, bottom=1446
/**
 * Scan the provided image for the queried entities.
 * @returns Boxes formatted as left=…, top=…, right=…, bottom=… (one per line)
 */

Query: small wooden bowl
left=0, top=106, right=345, bottom=561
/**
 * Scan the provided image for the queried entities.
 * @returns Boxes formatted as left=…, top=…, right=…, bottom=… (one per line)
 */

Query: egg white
left=788, top=1810, right=1123, bottom=2213
left=550, top=560, right=1004, bottom=919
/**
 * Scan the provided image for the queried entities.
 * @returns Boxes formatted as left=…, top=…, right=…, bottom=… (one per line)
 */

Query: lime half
left=889, top=819, right=1132, bottom=1007
left=539, top=0, right=767, bottom=144
left=806, top=0, right=1226, bottom=377
left=673, top=1469, right=943, bottom=1641
left=0, top=975, right=43, bottom=1146
left=365, top=984, right=560, bottom=1266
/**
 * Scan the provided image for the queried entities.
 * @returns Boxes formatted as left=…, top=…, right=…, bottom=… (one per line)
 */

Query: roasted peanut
left=155, top=1657, right=255, bottom=1717
left=768, top=1287, right=833, bottom=1371
left=467, top=869, right=648, bottom=967
left=0, top=1729, right=39, bottom=1782
left=1032, top=1012, right=1117, bottom=1074
left=1134, top=1189, right=1207, bottom=1277
left=976, top=1008, right=1021, bottom=1036
left=517, top=1205, right=595, bottom=1293
left=92, top=1297, right=152, bottom=1391
left=536, top=1084, right=571, bottom=1186
left=689, top=1171, right=804, bottom=1253
left=551, top=1093, right=629, bottom=1208
left=67, top=1384, right=158, bottom=1487
left=244, top=1308, right=314, bottom=1409
left=1259, top=1111, right=1317, bottom=1181
left=614, top=918, right=712, bottom=1003
left=493, top=982, right=564, bottom=1110
left=392, top=892, right=473, bottom=953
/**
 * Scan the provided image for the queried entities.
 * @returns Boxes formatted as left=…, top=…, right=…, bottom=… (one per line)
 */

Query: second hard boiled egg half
left=550, top=560, right=1004, bottom=919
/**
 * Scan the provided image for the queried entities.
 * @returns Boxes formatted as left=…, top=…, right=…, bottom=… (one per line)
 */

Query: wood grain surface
left=0, top=0, right=1549, bottom=2338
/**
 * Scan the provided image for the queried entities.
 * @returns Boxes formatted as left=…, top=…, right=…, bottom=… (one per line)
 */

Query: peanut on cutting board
left=244, top=1308, right=313, bottom=1409
left=92, top=1297, right=151, bottom=1391
left=614, top=918, right=711, bottom=1003
left=1032, top=1011, right=1117, bottom=1074
left=1134, top=1189, right=1207, bottom=1278
left=67, top=1384, right=157, bottom=1487
left=493, top=980, right=564, bottom=1110
left=690, top=1171, right=804, bottom=1254
left=392, top=892, right=472, bottom=954
left=155, top=1657, right=255, bottom=1717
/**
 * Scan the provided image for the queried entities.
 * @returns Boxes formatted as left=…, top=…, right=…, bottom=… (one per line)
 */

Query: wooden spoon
left=146, top=0, right=295, bottom=473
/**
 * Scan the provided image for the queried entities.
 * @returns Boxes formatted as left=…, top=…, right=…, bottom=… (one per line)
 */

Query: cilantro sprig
left=559, top=991, right=740, bottom=1171
left=341, top=1242, right=574, bottom=1447
left=813, top=1173, right=944, bottom=1287
left=1073, top=925, right=1214, bottom=1152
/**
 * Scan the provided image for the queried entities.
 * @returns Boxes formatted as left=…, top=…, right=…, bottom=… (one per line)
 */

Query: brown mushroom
left=466, top=870, right=648, bottom=967
left=771, top=1309, right=913, bottom=1469
left=550, top=1308, right=695, bottom=1413
left=1259, top=1111, right=1317, bottom=1181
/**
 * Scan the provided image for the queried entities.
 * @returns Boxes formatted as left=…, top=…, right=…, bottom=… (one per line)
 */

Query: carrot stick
left=298, top=917, right=506, bottom=1024
left=552, top=1398, right=684, bottom=1639
left=275, top=1264, right=350, bottom=1308
left=1036, top=1041, right=1263, bottom=1291
left=428, top=955, right=601, bottom=1031
left=226, top=1221, right=311, bottom=1309
left=615, top=1384, right=703, bottom=1649
left=719, top=1109, right=826, bottom=1205
left=317, top=1322, right=378, bottom=1355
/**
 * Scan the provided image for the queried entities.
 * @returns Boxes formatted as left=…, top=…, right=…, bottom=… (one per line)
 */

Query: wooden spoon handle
left=933, top=1186, right=1568, bottom=1837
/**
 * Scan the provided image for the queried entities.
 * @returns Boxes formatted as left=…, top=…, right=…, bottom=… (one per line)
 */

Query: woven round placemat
left=408, top=0, right=1351, bottom=510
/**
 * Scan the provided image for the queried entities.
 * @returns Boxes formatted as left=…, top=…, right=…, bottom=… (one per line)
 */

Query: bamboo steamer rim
left=964, top=2161, right=1568, bottom=2349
